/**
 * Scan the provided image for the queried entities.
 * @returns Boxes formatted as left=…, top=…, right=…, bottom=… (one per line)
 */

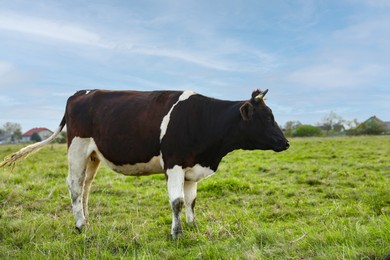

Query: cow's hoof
left=170, top=230, right=183, bottom=240
left=75, top=225, right=83, bottom=234
left=75, top=219, right=87, bottom=233
left=171, top=233, right=181, bottom=240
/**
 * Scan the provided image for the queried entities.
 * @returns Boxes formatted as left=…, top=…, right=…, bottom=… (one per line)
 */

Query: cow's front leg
left=184, top=180, right=197, bottom=225
left=166, top=165, right=185, bottom=239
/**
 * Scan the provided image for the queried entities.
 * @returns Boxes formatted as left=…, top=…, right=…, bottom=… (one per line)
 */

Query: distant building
left=21, top=128, right=53, bottom=142
left=355, top=116, right=390, bottom=135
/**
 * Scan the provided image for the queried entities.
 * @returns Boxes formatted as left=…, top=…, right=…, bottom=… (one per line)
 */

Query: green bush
left=30, top=132, right=42, bottom=142
left=292, top=125, right=322, bottom=137
left=54, top=132, right=67, bottom=144
left=357, top=121, right=387, bottom=135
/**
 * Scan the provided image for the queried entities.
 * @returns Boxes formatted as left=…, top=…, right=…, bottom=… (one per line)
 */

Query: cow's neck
left=197, top=101, right=248, bottom=171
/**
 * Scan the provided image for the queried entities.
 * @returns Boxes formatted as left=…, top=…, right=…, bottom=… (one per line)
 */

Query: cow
left=0, top=89, right=289, bottom=238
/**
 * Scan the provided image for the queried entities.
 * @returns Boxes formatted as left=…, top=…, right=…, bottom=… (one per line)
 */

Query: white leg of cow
left=166, top=165, right=185, bottom=239
left=82, top=154, right=100, bottom=223
left=184, top=181, right=197, bottom=225
left=67, top=138, right=90, bottom=232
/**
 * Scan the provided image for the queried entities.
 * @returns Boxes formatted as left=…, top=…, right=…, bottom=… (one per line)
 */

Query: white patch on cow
left=68, top=137, right=95, bottom=158
left=159, top=90, right=195, bottom=142
left=159, top=90, right=195, bottom=169
left=166, top=165, right=185, bottom=200
left=106, top=155, right=163, bottom=176
left=67, top=137, right=95, bottom=230
left=116, top=156, right=163, bottom=175
left=184, top=181, right=197, bottom=223
left=166, top=165, right=185, bottom=236
left=85, top=90, right=91, bottom=95
left=184, top=164, right=215, bottom=182
left=87, top=138, right=163, bottom=175
left=68, top=137, right=163, bottom=176
left=159, top=154, right=165, bottom=170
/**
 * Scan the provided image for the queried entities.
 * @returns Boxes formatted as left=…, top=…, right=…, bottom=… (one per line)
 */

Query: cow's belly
left=184, top=164, right=215, bottom=182
left=109, top=156, right=164, bottom=176
left=87, top=138, right=164, bottom=176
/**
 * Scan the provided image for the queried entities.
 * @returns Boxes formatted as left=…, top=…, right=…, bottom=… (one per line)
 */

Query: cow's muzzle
left=274, top=139, right=289, bottom=152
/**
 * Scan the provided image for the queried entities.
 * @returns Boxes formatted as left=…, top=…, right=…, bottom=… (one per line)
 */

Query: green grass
left=0, top=136, right=389, bottom=259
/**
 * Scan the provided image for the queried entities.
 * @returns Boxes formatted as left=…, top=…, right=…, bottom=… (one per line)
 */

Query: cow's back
left=65, top=90, right=183, bottom=165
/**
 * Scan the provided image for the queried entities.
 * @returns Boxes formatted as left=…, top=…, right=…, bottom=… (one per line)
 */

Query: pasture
left=0, top=136, right=389, bottom=259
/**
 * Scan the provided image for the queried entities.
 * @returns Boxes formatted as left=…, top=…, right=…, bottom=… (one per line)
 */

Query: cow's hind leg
left=67, top=138, right=91, bottom=232
left=82, top=152, right=100, bottom=224
left=166, top=165, right=185, bottom=239
left=184, top=180, right=197, bottom=226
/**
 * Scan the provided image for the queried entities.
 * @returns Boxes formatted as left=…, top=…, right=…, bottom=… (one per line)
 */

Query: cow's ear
left=240, top=102, right=254, bottom=121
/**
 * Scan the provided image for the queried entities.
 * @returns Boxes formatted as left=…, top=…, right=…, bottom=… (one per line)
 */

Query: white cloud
left=0, top=95, right=19, bottom=106
left=287, top=63, right=383, bottom=89
left=0, top=12, right=105, bottom=47
left=131, top=47, right=238, bottom=72
left=283, top=10, right=390, bottom=90
left=0, top=60, right=36, bottom=89
left=0, top=61, right=14, bottom=76
left=0, top=11, right=277, bottom=73
left=331, top=17, right=390, bottom=49
left=351, top=0, right=390, bottom=7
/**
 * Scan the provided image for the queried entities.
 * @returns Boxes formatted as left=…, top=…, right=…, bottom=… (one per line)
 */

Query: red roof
left=22, top=128, right=52, bottom=137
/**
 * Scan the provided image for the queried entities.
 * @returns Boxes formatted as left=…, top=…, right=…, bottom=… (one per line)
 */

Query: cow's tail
left=0, top=116, right=66, bottom=168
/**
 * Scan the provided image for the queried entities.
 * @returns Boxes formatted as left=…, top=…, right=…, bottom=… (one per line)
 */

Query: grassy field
left=0, top=136, right=389, bottom=259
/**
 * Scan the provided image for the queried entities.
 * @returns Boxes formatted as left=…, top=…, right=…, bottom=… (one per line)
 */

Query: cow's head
left=239, top=89, right=289, bottom=152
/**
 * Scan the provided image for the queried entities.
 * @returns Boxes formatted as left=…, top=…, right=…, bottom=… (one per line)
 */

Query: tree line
left=284, top=112, right=389, bottom=137
left=1, top=111, right=388, bottom=143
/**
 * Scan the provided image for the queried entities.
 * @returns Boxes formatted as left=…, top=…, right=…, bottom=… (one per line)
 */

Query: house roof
left=22, top=127, right=52, bottom=137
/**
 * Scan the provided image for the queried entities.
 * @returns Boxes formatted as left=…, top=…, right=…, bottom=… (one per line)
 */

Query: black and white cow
left=0, top=89, right=289, bottom=238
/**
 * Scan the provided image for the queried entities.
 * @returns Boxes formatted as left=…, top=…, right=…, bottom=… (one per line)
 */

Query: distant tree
left=54, top=131, right=67, bottom=144
left=3, top=122, right=22, bottom=142
left=293, top=125, right=322, bottom=137
left=284, top=121, right=302, bottom=137
left=345, top=118, right=359, bottom=130
left=12, top=129, right=22, bottom=141
left=357, top=119, right=387, bottom=135
left=31, top=132, right=42, bottom=142
left=3, top=122, right=22, bottom=134
left=320, top=112, right=345, bottom=133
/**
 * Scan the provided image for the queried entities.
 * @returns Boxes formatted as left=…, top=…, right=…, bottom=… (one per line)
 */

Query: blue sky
left=1, top=0, right=389, bottom=132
